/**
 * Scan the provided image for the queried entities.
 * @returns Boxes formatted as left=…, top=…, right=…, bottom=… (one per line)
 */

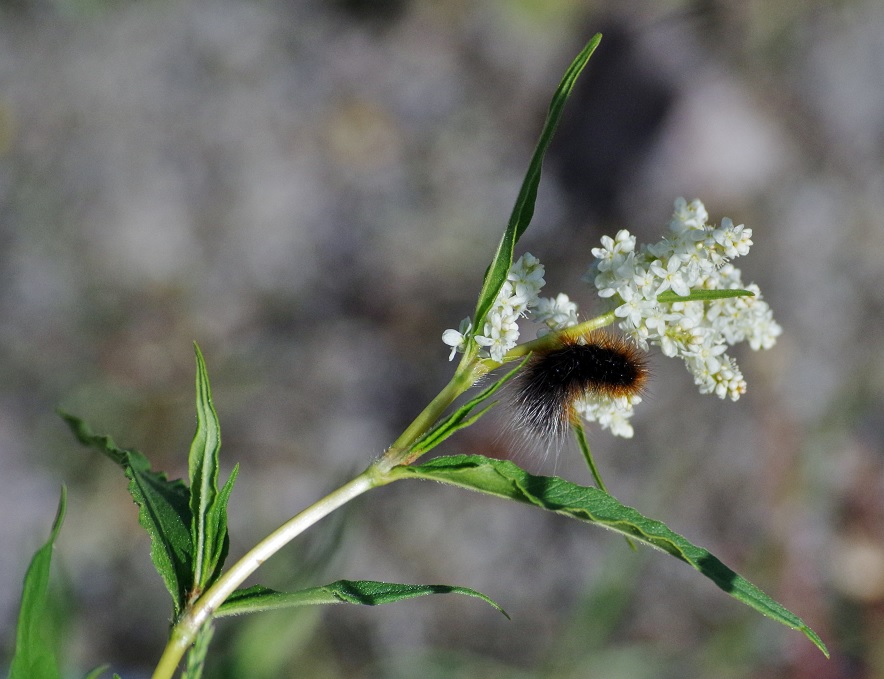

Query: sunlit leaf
left=189, top=344, right=238, bottom=593
left=472, top=35, right=602, bottom=336
left=411, top=358, right=527, bottom=454
left=216, top=580, right=508, bottom=619
left=82, top=665, right=110, bottom=679
left=61, top=413, right=193, bottom=616
left=657, top=288, right=755, bottom=303
left=390, top=454, right=828, bottom=657
left=7, top=488, right=66, bottom=679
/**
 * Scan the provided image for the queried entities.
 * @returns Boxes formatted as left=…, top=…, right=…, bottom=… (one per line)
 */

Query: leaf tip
left=801, top=624, right=830, bottom=659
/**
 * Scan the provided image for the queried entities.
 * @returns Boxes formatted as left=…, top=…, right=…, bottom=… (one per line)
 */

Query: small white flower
left=475, top=307, right=520, bottom=362
left=650, top=256, right=692, bottom=298
left=643, top=305, right=679, bottom=339
left=669, top=197, right=709, bottom=232
left=593, top=271, right=621, bottom=299
left=507, top=253, right=545, bottom=314
left=574, top=393, right=641, bottom=438
left=582, top=197, right=780, bottom=412
left=713, top=219, right=753, bottom=258
left=532, top=293, right=579, bottom=332
left=614, top=285, right=653, bottom=329
left=685, top=333, right=728, bottom=374
left=442, top=318, right=472, bottom=361
left=590, top=229, right=636, bottom=272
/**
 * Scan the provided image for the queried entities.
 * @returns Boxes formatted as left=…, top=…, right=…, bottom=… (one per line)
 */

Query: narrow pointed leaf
left=411, top=358, right=527, bottom=454
left=7, top=487, right=66, bottom=679
left=215, top=580, right=508, bottom=619
left=657, top=288, right=755, bottom=303
left=206, top=464, right=238, bottom=588
left=473, top=35, right=601, bottom=334
left=83, top=666, right=110, bottom=679
left=189, top=343, right=237, bottom=592
left=60, top=412, right=192, bottom=616
left=389, top=454, right=828, bottom=657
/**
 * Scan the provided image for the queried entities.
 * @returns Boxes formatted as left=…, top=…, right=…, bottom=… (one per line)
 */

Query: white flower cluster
left=573, top=394, right=642, bottom=439
left=442, top=252, right=636, bottom=437
left=442, top=198, right=780, bottom=439
left=532, top=292, right=579, bottom=334
left=443, top=254, right=583, bottom=362
left=586, top=197, right=781, bottom=401
left=443, top=253, right=550, bottom=362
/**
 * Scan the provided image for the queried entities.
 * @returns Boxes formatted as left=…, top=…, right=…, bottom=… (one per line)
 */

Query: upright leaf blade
left=472, top=34, right=601, bottom=334
left=215, top=580, right=508, bottom=619
left=189, top=344, right=237, bottom=593
left=657, top=288, right=755, bottom=303
left=61, top=412, right=193, bottom=616
left=7, top=488, right=66, bottom=679
left=389, top=454, right=828, bottom=657
left=411, top=358, right=527, bottom=455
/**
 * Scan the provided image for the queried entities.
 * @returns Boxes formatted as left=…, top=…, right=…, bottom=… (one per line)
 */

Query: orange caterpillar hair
left=511, top=329, right=648, bottom=440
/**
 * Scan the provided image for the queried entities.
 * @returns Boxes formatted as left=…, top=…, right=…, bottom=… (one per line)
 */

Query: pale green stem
left=151, top=469, right=380, bottom=679
left=573, top=421, right=636, bottom=552
left=572, top=422, right=608, bottom=493
left=378, top=354, right=485, bottom=470
left=152, top=311, right=623, bottom=677
left=383, top=311, right=620, bottom=466
left=153, top=356, right=487, bottom=678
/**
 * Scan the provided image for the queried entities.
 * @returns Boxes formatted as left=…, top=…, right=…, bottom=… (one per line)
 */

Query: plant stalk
left=378, top=355, right=484, bottom=470
left=152, top=315, right=620, bottom=677
left=151, top=469, right=380, bottom=679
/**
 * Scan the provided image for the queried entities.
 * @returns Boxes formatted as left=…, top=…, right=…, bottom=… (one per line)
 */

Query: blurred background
left=2, top=0, right=883, bottom=677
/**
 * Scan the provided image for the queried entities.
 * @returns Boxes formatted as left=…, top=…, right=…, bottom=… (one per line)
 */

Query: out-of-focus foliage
left=2, top=1, right=884, bottom=677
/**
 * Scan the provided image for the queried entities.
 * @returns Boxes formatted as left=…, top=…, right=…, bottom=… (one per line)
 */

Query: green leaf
left=657, top=288, right=755, bottom=303
left=83, top=665, right=110, bottom=679
left=571, top=422, right=635, bottom=551
left=189, top=343, right=238, bottom=593
left=571, top=421, right=608, bottom=493
left=389, top=454, right=829, bottom=658
left=472, top=34, right=602, bottom=335
left=181, top=623, right=214, bottom=679
left=60, top=412, right=193, bottom=617
left=411, top=358, right=527, bottom=455
left=7, top=488, right=66, bottom=679
left=215, top=580, right=508, bottom=620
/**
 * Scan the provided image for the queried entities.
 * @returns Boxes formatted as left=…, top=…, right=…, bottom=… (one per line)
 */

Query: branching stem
left=151, top=469, right=380, bottom=679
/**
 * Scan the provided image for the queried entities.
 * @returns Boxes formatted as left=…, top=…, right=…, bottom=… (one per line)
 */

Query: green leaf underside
left=181, top=622, right=214, bottom=679
left=216, top=580, right=508, bottom=619
left=60, top=412, right=193, bottom=616
left=390, top=454, right=828, bottom=657
left=658, top=288, right=755, bottom=303
left=472, top=34, right=601, bottom=335
left=189, top=343, right=237, bottom=593
left=83, top=665, right=110, bottom=679
left=7, top=488, right=66, bottom=679
left=412, top=358, right=527, bottom=455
